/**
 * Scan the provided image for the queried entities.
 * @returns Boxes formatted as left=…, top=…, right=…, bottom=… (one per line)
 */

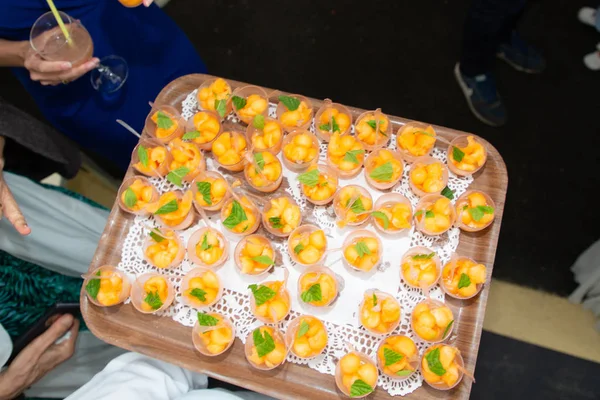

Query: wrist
left=0, top=370, right=25, bottom=400
left=15, top=41, right=29, bottom=67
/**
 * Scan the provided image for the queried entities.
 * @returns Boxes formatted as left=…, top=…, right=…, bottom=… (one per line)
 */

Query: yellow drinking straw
left=46, top=0, right=73, bottom=45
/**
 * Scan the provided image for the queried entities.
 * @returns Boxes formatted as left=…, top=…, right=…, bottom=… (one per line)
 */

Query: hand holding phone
left=0, top=314, right=79, bottom=400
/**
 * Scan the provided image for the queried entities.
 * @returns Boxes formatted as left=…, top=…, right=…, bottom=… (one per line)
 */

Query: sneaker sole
left=453, top=63, right=504, bottom=127
left=497, top=52, right=544, bottom=74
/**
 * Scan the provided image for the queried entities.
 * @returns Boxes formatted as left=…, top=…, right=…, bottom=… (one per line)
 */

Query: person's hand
left=0, top=314, right=79, bottom=400
left=22, top=45, right=99, bottom=86
left=0, top=136, right=31, bottom=235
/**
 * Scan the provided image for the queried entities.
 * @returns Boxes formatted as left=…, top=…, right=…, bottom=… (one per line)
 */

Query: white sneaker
left=578, top=7, right=597, bottom=27
left=583, top=43, right=600, bottom=71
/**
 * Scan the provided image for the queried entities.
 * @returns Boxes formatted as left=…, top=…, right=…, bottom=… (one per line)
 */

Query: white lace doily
left=117, top=90, right=473, bottom=396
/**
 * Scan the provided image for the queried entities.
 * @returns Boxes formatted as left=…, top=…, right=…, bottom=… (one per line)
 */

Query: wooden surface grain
left=82, top=74, right=508, bottom=399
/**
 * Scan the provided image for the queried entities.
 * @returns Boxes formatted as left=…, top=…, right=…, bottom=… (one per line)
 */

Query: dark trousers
left=459, top=0, right=527, bottom=76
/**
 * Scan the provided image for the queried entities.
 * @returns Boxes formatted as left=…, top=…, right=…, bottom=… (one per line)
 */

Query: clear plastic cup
left=297, top=265, right=339, bottom=307
left=313, top=99, right=353, bottom=142
left=372, top=193, right=413, bottom=235
left=231, top=85, right=269, bottom=125
left=190, top=171, right=231, bottom=212
left=447, top=135, right=487, bottom=177
left=284, top=315, right=328, bottom=359
left=454, top=190, right=496, bottom=232
left=276, top=94, right=313, bottom=132
left=333, top=185, right=373, bottom=227
left=234, top=234, right=275, bottom=276
left=409, top=156, right=449, bottom=197
left=117, top=175, right=158, bottom=216
left=288, top=225, right=328, bottom=267
left=142, top=228, right=185, bottom=270
left=396, top=121, right=437, bottom=163
left=192, top=313, right=236, bottom=357
left=144, top=104, right=184, bottom=143
left=326, top=138, right=365, bottom=179
left=364, top=149, right=404, bottom=190
left=187, top=227, right=229, bottom=269
left=299, top=164, right=339, bottom=206
left=342, top=230, right=383, bottom=272
left=83, top=265, right=131, bottom=307
left=179, top=267, right=224, bottom=308
left=281, top=129, right=320, bottom=172
left=219, top=196, right=261, bottom=237
left=248, top=280, right=291, bottom=324
left=334, top=351, right=378, bottom=398
left=246, top=116, right=284, bottom=155
left=167, top=140, right=206, bottom=184
left=212, top=130, right=248, bottom=172
left=420, top=344, right=464, bottom=390
left=358, top=289, right=401, bottom=335
left=185, top=110, right=222, bottom=151
left=414, top=194, right=457, bottom=236
left=411, top=299, right=455, bottom=343
left=400, top=246, right=441, bottom=290
left=244, top=326, right=287, bottom=370
left=196, top=78, right=233, bottom=118
left=243, top=153, right=283, bottom=193
left=440, top=254, right=485, bottom=300
left=354, top=109, right=392, bottom=151
left=130, top=273, right=175, bottom=314
left=153, top=190, right=196, bottom=231
left=262, top=194, right=302, bottom=238
left=376, top=336, right=418, bottom=380
left=131, top=139, right=172, bottom=178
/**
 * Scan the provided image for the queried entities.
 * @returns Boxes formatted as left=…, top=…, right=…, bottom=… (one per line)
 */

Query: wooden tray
left=82, top=74, right=508, bottom=399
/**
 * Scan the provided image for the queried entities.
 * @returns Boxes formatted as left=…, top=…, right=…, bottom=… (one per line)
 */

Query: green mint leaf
left=269, top=216, right=283, bottom=229
left=383, top=347, right=404, bottom=366
left=182, top=130, right=200, bottom=140
left=138, top=145, right=149, bottom=168
left=197, top=312, right=219, bottom=326
left=371, top=211, right=390, bottom=230
left=425, top=210, right=435, bottom=218
left=331, top=116, right=340, bottom=133
left=251, top=255, right=274, bottom=266
left=349, top=197, right=366, bottom=214
left=231, top=95, right=247, bottom=110
left=278, top=95, right=300, bottom=111
left=319, top=122, right=331, bottom=131
left=294, top=243, right=305, bottom=255
left=369, top=161, right=393, bottom=181
left=468, top=205, right=495, bottom=222
left=154, top=199, right=179, bottom=215
left=354, top=241, right=371, bottom=258
left=196, top=181, right=212, bottom=205
left=144, top=290, right=163, bottom=310
left=297, top=169, right=320, bottom=187
left=457, top=273, right=471, bottom=289
left=248, top=284, right=276, bottom=306
left=396, top=369, right=413, bottom=376
left=425, top=348, right=446, bottom=376
left=372, top=293, right=377, bottom=306
left=442, top=320, right=454, bottom=338
left=414, top=210, right=423, bottom=218
left=415, top=130, right=435, bottom=137
left=85, top=270, right=102, bottom=300
left=350, top=379, right=373, bottom=397
left=300, top=283, right=322, bottom=303
left=254, top=328, right=276, bottom=358
left=452, top=146, right=465, bottom=163
left=412, top=252, right=435, bottom=260
left=366, top=120, right=377, bottom=130
left=190, top=288, right=207, bottom=302
left=200, top=234, right=212, bottom=251
left=343, top=149, right=365, bottom=164
left=253, top=114, right=265, bottom=129
left=215, top=99, right=227, bottom=117
left=254, top=152, right=265, bottom=171
left=149, top=229, right=165, bottom=243
left=296, top=320, right=310, bottom=339
left=124, top=187, right=138, bottom=208
left=156, top=111, right=174, bottom=130
left=479, top=205, right=494, bottom=214
left=166, top=166, right=190, bottom=187
left=222, top=200, right=248, bottom=230
left=441, top=186, right=454, bottom=200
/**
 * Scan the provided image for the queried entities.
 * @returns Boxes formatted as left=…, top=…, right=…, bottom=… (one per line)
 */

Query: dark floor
left=1, top=0, right=599, bottom=296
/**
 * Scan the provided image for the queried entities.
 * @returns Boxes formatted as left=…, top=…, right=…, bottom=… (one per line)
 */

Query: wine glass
left=30, top=11, right=128, bottom=94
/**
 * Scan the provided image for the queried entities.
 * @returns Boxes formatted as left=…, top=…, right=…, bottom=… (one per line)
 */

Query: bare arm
left=0, top=39, right=28, bottom=67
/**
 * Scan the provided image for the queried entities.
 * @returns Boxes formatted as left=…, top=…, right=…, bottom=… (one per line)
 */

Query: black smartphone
left=7, top=302, right=81, bottom=365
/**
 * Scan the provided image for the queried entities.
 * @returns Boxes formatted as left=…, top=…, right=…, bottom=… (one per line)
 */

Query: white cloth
left=0, top=324, right=11, bottom=368
left=569, top=238, right=600, bottom=331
